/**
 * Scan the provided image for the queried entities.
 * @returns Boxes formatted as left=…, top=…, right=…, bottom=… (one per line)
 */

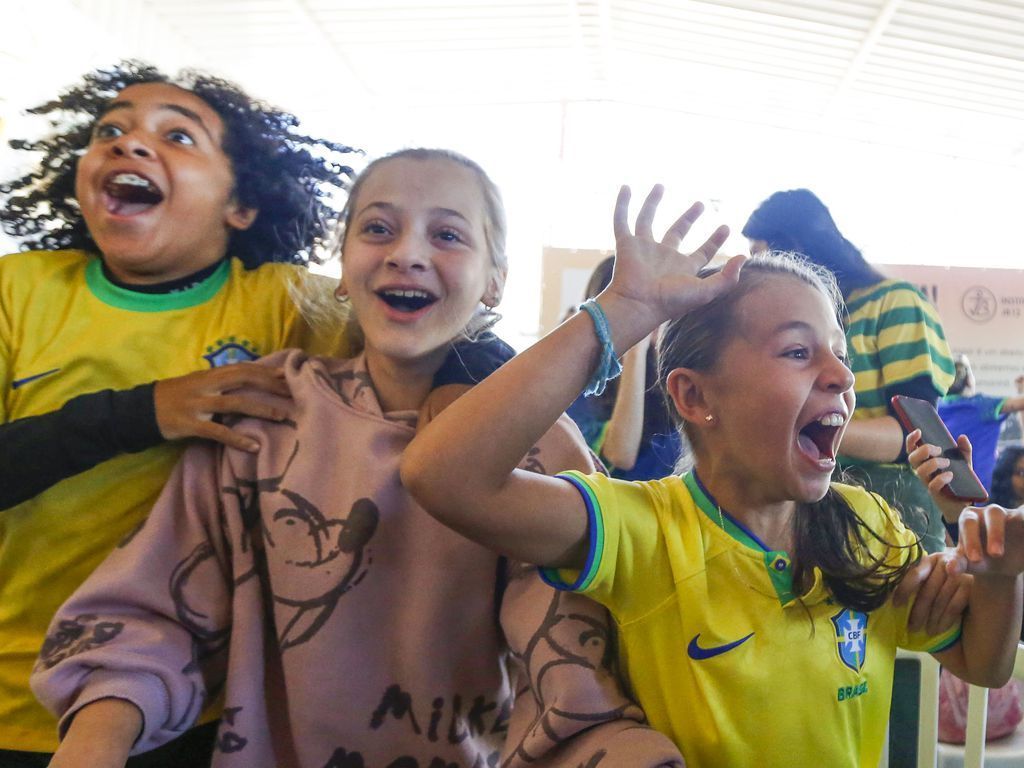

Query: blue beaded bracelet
left=579, top=299, right=623, bottom=396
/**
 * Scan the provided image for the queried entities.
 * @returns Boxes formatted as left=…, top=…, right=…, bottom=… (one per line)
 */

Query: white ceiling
left=61, top=0, right=1024, bottom=167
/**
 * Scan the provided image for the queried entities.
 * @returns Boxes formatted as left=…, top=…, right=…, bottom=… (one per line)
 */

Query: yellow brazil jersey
left=542, top=471, right=960, bottom=768
left=0, top=249, right=349, bottom=751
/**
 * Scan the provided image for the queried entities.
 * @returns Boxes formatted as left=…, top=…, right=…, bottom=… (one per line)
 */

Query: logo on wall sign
left=831, top=609, right=868, bottom=673
left=203, top=337, right=260, bottom=367
left=962, top=286, right=997, bottom=323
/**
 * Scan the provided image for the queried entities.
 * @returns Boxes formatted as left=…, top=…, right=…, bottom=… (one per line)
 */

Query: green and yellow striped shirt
left=845, top=279, right=954, bottom=419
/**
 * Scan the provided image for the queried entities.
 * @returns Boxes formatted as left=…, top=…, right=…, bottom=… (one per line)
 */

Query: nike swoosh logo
left=11, top=368, right=61, bottom=389
left=687, top=631, right=755, bottom=660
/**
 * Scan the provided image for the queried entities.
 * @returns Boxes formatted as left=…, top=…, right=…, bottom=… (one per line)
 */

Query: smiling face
left=670, top=274, right=855, bottom=506
left=339, top=155, right=500, bottom=374
left=74, top=82, right=256, bottom=284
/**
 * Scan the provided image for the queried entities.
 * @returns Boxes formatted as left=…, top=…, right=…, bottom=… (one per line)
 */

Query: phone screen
left=890, top=395, right=988, bottom=503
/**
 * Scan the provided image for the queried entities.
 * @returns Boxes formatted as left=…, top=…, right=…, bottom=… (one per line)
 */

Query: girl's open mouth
left=102, top=171, right=164, bottom=216
left=376, top=288, right=438, bottom=314
left=797, top=412, right=845, bottom=468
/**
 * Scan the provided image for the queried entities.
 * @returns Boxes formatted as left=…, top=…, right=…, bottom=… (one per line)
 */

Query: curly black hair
left=0, top=61, right=358, bottom=267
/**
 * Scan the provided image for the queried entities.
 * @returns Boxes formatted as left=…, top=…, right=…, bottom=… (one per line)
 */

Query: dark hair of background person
left=741, top=188, right=885, bottom=297
left=0, top=60, right=358, bottom=268
left=990, top=446, right=1024, bottom=508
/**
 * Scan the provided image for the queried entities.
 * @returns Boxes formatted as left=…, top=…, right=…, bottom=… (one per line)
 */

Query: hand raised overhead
left=604, top=185, right=746, bottom=327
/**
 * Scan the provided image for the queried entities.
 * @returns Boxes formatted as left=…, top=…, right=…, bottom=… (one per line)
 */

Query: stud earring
left=704, top=413, right=715, bottom=424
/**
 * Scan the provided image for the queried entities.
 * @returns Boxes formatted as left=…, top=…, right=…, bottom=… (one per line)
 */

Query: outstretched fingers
left=685, top=224, right=732, bottom=270
left=687, top=253, right=746, bottom=303
left=661, top=201, right=705, bottom=251
left=633, top=184, right=664, bottom=240
left=612, top=185, right=632, bottom=243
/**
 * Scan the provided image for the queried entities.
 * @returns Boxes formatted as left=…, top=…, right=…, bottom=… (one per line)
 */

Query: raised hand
left=957, top=503, right=1024, bottom=578
left=605, top=185, right=745, bottom=326
left=154, top=363, right=293, bottom=452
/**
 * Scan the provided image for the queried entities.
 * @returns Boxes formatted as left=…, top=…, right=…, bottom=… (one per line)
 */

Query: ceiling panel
left=57, top=0, right=1024, bottom=166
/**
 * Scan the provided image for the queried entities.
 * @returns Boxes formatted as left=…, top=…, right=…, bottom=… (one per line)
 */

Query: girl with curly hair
left=0, top=60, right=358, bottom=766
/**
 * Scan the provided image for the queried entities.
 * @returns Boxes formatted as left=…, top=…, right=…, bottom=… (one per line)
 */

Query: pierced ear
left=226, top=204, right=259, bottom=232
left=484, top=265, right=508, bottom=308
left=664, top=367, right=712, bottom=426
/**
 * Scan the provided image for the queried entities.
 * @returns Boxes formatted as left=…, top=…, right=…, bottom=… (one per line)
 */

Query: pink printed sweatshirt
left=32, top=351, right=683, bottom=768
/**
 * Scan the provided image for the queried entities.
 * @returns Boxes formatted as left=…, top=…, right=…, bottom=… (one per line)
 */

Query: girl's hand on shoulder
left=605, top=185, right=745, bottom=324
left=906, top=428, right=972, bottom=523
left=958, top=503, right=1024, bottom=578
left=154, top=363, right=293, bottom=452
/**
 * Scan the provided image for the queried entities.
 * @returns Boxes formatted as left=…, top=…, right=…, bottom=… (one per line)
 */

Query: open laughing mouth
left=797, top=412, right=845, bottom=469
left=102, top=171, right=164, bottom=216
left=375, top=288, right=438, bottom=314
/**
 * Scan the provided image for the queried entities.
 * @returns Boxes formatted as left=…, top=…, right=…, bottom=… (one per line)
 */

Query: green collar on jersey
left=85, top=257, right=231, bottom=312
left=683, top=471, right=797, bottom=604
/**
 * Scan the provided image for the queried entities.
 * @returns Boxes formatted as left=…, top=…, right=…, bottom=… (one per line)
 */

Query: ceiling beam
left=822, top=0, right=904, bottom=119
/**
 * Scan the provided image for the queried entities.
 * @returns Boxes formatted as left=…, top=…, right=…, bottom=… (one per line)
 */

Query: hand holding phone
left=892, top=395, right=988, bottom=505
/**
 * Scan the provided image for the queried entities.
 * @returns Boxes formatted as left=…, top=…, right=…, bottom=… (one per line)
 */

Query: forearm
left=404, top=292, right=655, bottom=501
left=0, top=385, right=161, bottom=510
left=600, top=342, right=649, bottom=470
left=402, top=292, right=657, bottom=565
left=838, top=415, right=905, bottom=463
left=51, top=698, right=142, bottom=768
left=939, top=573, right=1023, bottom=687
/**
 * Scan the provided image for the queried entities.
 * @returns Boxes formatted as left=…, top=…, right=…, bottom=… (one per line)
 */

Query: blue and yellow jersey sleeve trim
left=925, top=627, right=963, bottom=654
left=539, top=471, right=604, bottom=592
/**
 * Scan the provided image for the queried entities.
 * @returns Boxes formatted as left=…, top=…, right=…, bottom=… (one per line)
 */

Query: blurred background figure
left=991, top=446, right=1024, bottom=510
left=566, top=256, right=685, bottom=480
left=938, top=354, right=1024, bottom=494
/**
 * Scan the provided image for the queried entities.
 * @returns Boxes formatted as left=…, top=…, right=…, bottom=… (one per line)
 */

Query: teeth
left=818, top=413, right=845, bottom=427
left=110, top=173, right=154, bottom=189
left=382, top=289, right=430, bottom=299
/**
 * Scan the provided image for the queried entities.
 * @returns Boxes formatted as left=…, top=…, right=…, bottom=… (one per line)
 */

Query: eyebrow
left=773, top=319, right=816, bottom=334
left=773, top=319, right=847, bottom=348
left=99, top=101, right=215, bottom=143
left=355, top=201, right=471, bottom=224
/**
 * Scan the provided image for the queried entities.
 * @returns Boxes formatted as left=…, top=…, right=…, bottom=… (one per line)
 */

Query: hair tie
left=579, top=299, right=623, bottom=396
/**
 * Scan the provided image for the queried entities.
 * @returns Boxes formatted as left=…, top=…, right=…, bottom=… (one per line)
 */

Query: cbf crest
left=203, top=337, right=260, bottom=367
left=831, top=608, right=868, bottom=672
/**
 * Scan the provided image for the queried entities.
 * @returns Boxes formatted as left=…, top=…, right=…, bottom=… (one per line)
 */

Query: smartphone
left=890, top=395, right=988, bottom=503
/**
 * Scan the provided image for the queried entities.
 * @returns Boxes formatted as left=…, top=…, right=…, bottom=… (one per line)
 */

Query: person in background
left=992, top=447, right=1024, bottom=509
left=567, top=256, right=684, bottom=479
left=743, top=188, right=955, bottom=554
left=938, top=354, right=1024, bottom=493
